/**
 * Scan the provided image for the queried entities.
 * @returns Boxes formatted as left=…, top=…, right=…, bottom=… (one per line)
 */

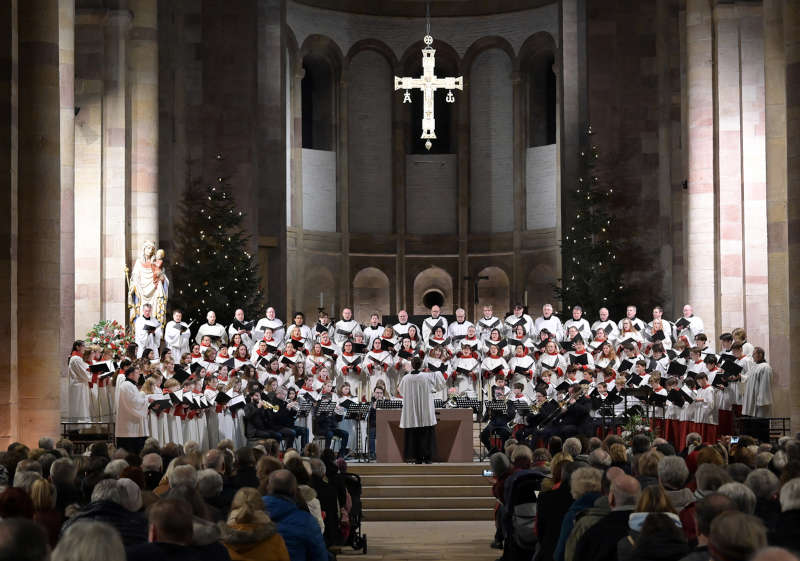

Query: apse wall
left=284, top=0, right=562, bottom=321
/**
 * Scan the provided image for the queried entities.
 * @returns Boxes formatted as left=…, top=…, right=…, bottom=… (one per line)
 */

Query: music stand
left=346, top=403, right=372, bottom=463
left=297, top=400, right=314, bottom=418
left=434, top=399, right=447, bottom=409
left=376, top=399, right=403, bottom=409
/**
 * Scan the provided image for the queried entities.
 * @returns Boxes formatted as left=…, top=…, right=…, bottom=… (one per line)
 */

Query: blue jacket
left=263, top=494, right=328, bottom=561
left=554, top=491, right=602, bottom=561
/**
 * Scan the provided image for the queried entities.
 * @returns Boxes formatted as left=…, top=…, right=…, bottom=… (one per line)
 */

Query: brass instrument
left=260, top=401, right=280, bottom=412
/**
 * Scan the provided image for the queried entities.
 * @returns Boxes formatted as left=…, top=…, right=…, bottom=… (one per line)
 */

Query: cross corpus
left=394, top=35, right=463, bottom=150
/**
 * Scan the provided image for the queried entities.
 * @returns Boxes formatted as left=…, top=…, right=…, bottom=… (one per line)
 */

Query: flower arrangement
left=85, top=320, right=133, bottom=358
left=620, top=413, right=653, bottom=445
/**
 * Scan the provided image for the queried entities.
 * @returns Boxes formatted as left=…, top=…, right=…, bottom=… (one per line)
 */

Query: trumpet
left=260, top=401, right=280, bottom=412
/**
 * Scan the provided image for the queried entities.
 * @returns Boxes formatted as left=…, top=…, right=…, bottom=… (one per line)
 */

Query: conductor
left=398, top=356, right=447, bottom=464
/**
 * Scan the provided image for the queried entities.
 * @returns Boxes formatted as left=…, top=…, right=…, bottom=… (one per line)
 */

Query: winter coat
left=262, top=494, right=328, bottom=561
left=61, top=500, right=148, bottom=546
left=564, top=496, right=611, bottom=561
left=218, top=520, right=290, bottom=561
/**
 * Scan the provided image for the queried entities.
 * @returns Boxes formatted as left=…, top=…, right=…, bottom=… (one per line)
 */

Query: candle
left=524, top=290, right=528, bottom=307
left=320, top=291, right=324, bottom=308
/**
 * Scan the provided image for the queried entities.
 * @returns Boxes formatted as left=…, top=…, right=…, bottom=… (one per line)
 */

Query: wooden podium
left=376, top=408, right=473, bottom=463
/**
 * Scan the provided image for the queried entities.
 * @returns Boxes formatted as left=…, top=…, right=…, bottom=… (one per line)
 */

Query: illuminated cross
left=395, top=35, right=463, bottom=151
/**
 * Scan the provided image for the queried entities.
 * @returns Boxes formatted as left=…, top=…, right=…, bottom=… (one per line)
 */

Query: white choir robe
left=362, top=325, right=383, bottom=348
left=617, top=330, right=644, bottom=351
left=398, top=370, right=447, bottom=429
left=447, top=320, right=474, bottom=346
left=563, top=318, right=592, bottom=342
left=476, top=316, right=503, bottom=342
left=482, top=339, right=511, bottom=360
left=422, top=316, right=449, bottom=344
left=617, top=317, right=646, bottom=333
left=164, top=321, right=192, bottom=359
left=675, top=315, right=704, bottom=344
left=146, top=389, right=169, bottom=446
left=217, top=403, right=235, bottom=443
left=742, top=362, right=773, bottom=417
left=591, top=320, right=620, bottom=345
left=452, top=336, right=481, bottom=358
left=254, top=317, right=286, bottom=344
left=115, top=379, right=149, bottom=439
left=312, top=322, right=334, bottom=343
left=306, top=353, right=332, bottom=377
left=165, top=402, right=184, bottom=446
left=67, top=356, right=92, bottom=423
left=505, top=314, right=535, bottom=339
left=450, top=355, right=479, bottom=397
left=135, top=316, right=163, bottom=357
left=480, top=355, right=509, bottom=391
left=195, top=322, right=228, bottom=349
left=644, top=322, right=673, bottom=353
left=228, top=323, right=254, bottom=351
left=333, top=319, right=362, bottom=346
left=365, top=351, right=393, bottom=395
left=694, top=385, right=716, bottom=426
left=421, top=356, right=450, bottom=400
left=337, top=353, right=366, bottom=398
left=204, top=389, right=221, bottom=448
left=680, top=387, right=697, bottom=425
left=509, top=394, right=531, bottom=426
left=233, top=402, right=247, bottom=448
left=284, top=325, right=314, bottom=349
left=537, top=352, right=568, bottom=378
left=594, top=356, right=620, bottom=372
left=567, top=349, right=595, bottom=372
left=392, top=322, right=418, bottom=339
left=508, top=355, right=536, bottom=393
left=533, top=315, right=564, bottom=341
left=734, top=356, right=754, bottom=406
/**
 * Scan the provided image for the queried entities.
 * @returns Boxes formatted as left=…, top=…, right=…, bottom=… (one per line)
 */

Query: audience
left=219, top=487, right=290, bottom=561
left=52, top=521, right=126, bottom=561
left=770, top=477, right=800, bottom=552
left=0, top=517, right=50, bottom=561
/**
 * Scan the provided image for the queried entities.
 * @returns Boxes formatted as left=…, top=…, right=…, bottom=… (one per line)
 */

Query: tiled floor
left=339, top=520, right=499, bottom=561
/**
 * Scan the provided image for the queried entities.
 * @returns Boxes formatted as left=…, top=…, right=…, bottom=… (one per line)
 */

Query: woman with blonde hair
left=218, top=487, right=290, bottom=561
left=616, top=485, right=687, bottom=561
left=30, top=478, right=61, bottom=547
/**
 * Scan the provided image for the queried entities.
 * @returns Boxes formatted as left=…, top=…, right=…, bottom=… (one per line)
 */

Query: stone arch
left=462, top=36, right=515, bottom=73
left=302, top=265, right=337, bottom=323
left=299, top=36, right=341, bottom=151
left=519, top=32, right=557, bottom=148
left=477, top=266, right=511, bottom=321
left=352, top=267, right=391, bottom=325
left=346, top=38, right=398, bottom=68
left=412, top=266, right=454, bottom=315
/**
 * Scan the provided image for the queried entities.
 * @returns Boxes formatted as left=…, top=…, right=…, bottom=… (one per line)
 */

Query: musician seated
left=313, top=381, right=350, bottom=457
left=243, top=391, right=285, bottom=441
left=480, top=387, right=514, bottom=454
left=268, top=387, right=308, bottom=448
left=516, top=390, right=555, bottom=444
left=541, top=385, right=593, bottom=440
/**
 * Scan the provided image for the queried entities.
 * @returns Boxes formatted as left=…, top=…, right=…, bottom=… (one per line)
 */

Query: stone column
left=714, top=5, right=745, bottom=331
left=102, top=10, right=130, bottom=324
left=0, top=0, right=18, bottom=447
left=781, top=0, right=800, bottom=429
left=18, top=0, right=62, bottom=444
left=128, top=0, right=158, bottom=261
left=338, top=74, right=350, bottom=308
left=685, top=0, right=718, bottom=342
left=59, top=0, right=75, bottom=419
left=511, top=69, right=524, bottom=306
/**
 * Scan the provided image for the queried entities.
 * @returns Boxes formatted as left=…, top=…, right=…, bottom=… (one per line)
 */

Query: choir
left=65, top=301, right=774, bottom=458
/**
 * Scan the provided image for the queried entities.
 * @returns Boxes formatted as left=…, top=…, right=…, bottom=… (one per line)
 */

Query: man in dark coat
left=573, top=474, right=641, bottom=561
left=61, top=479, right=147, bottom=546
left=533, top=461, right=583, bottom=561
left=769, top=478, right=800, bottom=553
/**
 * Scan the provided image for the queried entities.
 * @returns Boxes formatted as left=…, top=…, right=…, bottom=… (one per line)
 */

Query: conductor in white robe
left=134, top=303, right=163, bottom=357
left=398, top=356, right=446, bottom=464
left=115, top=366, right=150, bottom=454
left=164, top=309, right=191, bottom=358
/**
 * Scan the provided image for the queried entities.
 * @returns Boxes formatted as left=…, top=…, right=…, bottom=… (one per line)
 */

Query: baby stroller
left=341, top=471, right=367, bottom=554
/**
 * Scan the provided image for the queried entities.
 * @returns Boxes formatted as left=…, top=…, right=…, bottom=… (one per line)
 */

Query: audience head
left=632, top=434, right=651, bottom=456
left=727, top=462, right=752, bottom=483
left=229, top=487, right=272, bottom=525
left=103, top=459, right=129, bottom=479
left=51, top=521, right=125, bottom=561
left=609, top=474, right=641, bottom=510
left=510, top=445, right=533, bottom=469
left=609, top=443, right=627, bottom=465
left=638, top=450, right=663, bottom=478
left=694, top=492, right=737, bottom=539
left=658, top=455, right=689, bottom=490
left=29, top=478, right=56, bottom=512
left=91, top=479, right=121, bottom=504
left=489, top=452, right=512, bottom=477
left=708, top=511, right=766, bottom=561
left=570, top=467, right=603, bottom=500
left=141, top=453, right=163, bottom=473
left=717, top=482, right=756, bottom=514
left=268, top=469, right=298, bottom=498
left=196, top=469, right=223, bottom=499
left=635, top=484, right=676, bottom=513
left=696, top=463, right=733, bottom=494
left=169, top=464, right=198, bottom=489
left=563, top=437, right=582, bottom=458
left=116, top=478, right=143, bottom=512
left=779, top=477, right=800, bottom=512
left=751, top=548, right=800, bottom=561
left=203, top=449, right=225, bottom=473
left=0, top=517, right=49, bottom=561
left=50, top=457, right=77, bottom=486
left=147, top=498, right=194, bottom=545
left=588, top=448, right=611, bottom=469
left=0, top=487, right=34, bottom=519
left=13, top=470, right=42, bottom=495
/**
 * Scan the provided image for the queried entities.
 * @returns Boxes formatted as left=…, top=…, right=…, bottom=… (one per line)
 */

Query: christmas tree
left=169, top=153, right=263, bottom=324
left=554, top=125, right=629, bottom=319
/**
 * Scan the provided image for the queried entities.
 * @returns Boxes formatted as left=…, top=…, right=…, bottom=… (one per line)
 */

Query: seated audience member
left=573, top=474, right=642, bottom=561
left=126, top=498, right=231, bottom=561
left=750, top=548, right=800, bottom=561
left=50, top=458, right=81, bottom=516
left=141, top=453, right=163, bottom=491
left=707, top=511, right=766, bottom=561
left=717, top=482, right=756, bottom=515
left=230, top=448, right=259, bottom=490
left=0, top=517, right=50, bottom=561
left=554, top=467, right=603, bottom=561
left=745, top=468, right=781, bottom=531
left=695, top=464, right=733, bottom=497
left=51, top=521, right=126, bottom=561
left=61, top=479, right=148, bottom=546
left=564, top=467, right=621, bottom=561
left=770, top=477, right=800, bottom=553
left=262, top=469, right=327, bottom=561
left=616, top=485, right=688, bottom=561
left=218, top=487, right=289, bottom=561
left=680, top=493, right=737, bottom=561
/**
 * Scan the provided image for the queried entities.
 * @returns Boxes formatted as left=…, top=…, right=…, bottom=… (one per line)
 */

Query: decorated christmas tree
left=554, top=125, right=629, bottom=319
left=169, top=154, right=263, bottom=324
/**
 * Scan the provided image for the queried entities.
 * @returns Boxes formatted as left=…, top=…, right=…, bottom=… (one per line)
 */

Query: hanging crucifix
left=394, top=3, right=463, bottom=151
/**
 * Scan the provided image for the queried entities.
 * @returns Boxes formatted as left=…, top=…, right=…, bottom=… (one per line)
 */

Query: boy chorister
left=694, top=373, right=717, bottom=443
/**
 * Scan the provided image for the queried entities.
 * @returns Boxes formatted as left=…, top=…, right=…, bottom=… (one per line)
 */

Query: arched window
left=301, top=54, right=335, bottom=151
left=526, top=51, right=556, bottom=147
